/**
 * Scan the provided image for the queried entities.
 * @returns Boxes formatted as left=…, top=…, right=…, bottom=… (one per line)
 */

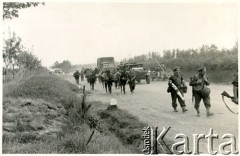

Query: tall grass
left=7, top=75, right=82, bottom=110
left=3, top=74, right=135, bottom=153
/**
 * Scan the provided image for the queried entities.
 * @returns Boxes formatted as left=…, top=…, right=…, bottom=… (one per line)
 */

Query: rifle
left=153, top=58, right=185, bottom=102
left=221, top=91, right=238, bottom=114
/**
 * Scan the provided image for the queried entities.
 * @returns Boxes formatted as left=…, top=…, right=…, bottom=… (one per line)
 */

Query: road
left=65, top=75, right=238, bottom=154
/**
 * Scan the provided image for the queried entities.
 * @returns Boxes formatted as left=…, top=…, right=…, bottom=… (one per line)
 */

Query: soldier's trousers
left=194, top=91, right=211, bottom=109
left=129, top=80, right=136, bottom=92
left=171, top=90, right=186, bottom=108
left=75, top=78, right=79, bottom=85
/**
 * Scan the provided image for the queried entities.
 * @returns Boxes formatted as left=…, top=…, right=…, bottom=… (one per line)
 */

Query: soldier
left=189, top=67, right=214, bottom=117
left=119, top=69, right=128, bottom=94
left=168, top=66, right=188, bottom=113
left=232, top=71, right=238, bottom=104
left=127, top=69, right=136, bottom=94
left=80, top=68, right=84, bottom=81
left=105, top=70, right=114, bottom=93
left=114, top=70, right=121, bottom=89
left=73, top=70, right=81, bottom=85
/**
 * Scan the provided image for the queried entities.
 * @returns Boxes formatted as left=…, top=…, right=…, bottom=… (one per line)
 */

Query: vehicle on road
left=97, top=57, right=115, bottom=73
left=122, top=63, right=151, bottom=84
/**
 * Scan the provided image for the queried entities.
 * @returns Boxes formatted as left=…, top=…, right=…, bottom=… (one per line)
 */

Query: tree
left=61, top=60, right=72, bottom=72
left=3, top=32, right=22, bottom=77
left=52, top=60, right=72, bottom=72
left=3, top=2, right=45, bottom=20
left=16, top=51, right=41, bottom=70
left=52, top=61, right=60, bottom=68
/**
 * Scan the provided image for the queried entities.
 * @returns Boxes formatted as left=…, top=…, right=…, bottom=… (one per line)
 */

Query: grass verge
left=3, top=74, right=134, bottom=153
left=86, top=100, right=172, bottom=154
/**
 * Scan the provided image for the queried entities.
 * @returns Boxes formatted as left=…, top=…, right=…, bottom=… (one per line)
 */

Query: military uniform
left=114, top=71, right=121, bottom=89
left=103, top=70, right=113, bottom=93
left=119, top=70, right=128, bottom=93
left=168, top=67, right=187, bottom=112
left=128, top=69, right=136, bottom=93
left=73, top=70, right=80, bottom=84
left=189, top=67, right=213, bottom=117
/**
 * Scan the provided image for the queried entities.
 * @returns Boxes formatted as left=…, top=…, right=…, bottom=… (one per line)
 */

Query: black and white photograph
left=2, top=0, right=239, bottom=154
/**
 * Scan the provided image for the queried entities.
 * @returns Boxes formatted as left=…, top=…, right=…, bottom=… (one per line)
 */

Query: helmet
left=202, top=87, right=211, bottom=97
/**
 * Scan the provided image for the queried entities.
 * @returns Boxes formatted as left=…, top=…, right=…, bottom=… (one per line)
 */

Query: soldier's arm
left=203, top=76, right=210, bottom=86
left=189, top=75, right=199, bottom=86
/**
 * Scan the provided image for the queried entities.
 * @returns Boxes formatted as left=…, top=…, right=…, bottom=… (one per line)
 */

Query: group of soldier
left=73, top=66, right=137, bottom=94
left=98, top=66, right=136, bottom=94
left=73, top=69, right=85, bottom=84
left=168, top=66, right=238, bottom=117
left=73, top=65, right=238, bottom=117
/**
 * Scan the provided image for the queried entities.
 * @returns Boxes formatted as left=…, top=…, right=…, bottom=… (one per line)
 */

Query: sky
left=3, top=1, right=238, bottom=67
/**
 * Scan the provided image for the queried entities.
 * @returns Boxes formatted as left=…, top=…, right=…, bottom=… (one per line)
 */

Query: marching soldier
left=105, top=70, right=114, bottom=93
left=189, top=67, right=214, bottom=117
left=80, top=68, right=84, bottom=81
left=168, top=66, right=188, bottom=113
left=119, top=69, right=128, bottom=94
left=127, top=69, right=136, bottom=94
left=114, top=70, right=121, bottom=89
left=73, top=70, right=81, bottom=85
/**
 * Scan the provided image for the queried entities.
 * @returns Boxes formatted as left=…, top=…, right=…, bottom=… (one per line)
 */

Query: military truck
left=123, top=63, right=151, bottom=84
left=97, top=57, right=115, bottom=73
left=151, top=66, right=171, bottom=81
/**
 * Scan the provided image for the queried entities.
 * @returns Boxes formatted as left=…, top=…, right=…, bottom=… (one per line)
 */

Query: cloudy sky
left=3, top=1, right=238, bottom=67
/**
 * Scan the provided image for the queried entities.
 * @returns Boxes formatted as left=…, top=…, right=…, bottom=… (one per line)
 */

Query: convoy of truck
left=96, top=57, right=168, bottom=84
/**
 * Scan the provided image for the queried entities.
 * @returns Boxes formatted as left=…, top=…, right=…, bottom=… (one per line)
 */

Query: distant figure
left=105, top=70, right=114, bottom=93
left=73, top=70, right=81, bottom=85
left=87, top=70, right=97, bottom=90
left=127, top=69, right=136, bottom=94
left=114, top=70, right=121, bottom=89
left=189, top=67, right=213, bottom=117
left=119, top=69, right=128, bottom=94
left=80, top=69, right=84, bottom=81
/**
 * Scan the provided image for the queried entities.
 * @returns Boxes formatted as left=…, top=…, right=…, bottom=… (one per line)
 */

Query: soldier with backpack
left=189, top=67, right=214, bottom=117
left=73, top=70, right=81, bottom=85
left=127, top=69, right=136, bottom=94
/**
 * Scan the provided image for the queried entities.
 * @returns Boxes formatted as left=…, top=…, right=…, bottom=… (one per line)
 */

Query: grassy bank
left=86, top=100, right=173, bottom=154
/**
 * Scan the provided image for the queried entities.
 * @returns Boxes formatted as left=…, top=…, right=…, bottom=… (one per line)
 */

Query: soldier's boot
left=182, top=107, right=188, bottom=113
left=173, top=108, right=178, bottom=112
left=206, top=107, right=214, bottom=117
left=195, top=107, right=200, bottom=116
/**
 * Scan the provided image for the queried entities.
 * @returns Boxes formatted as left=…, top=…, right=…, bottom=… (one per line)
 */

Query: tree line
left=124, top=43, right=238, bottom=73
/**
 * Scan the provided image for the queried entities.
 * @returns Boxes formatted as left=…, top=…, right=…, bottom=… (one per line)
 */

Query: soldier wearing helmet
left=189, top=67, right=213, bottom=117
